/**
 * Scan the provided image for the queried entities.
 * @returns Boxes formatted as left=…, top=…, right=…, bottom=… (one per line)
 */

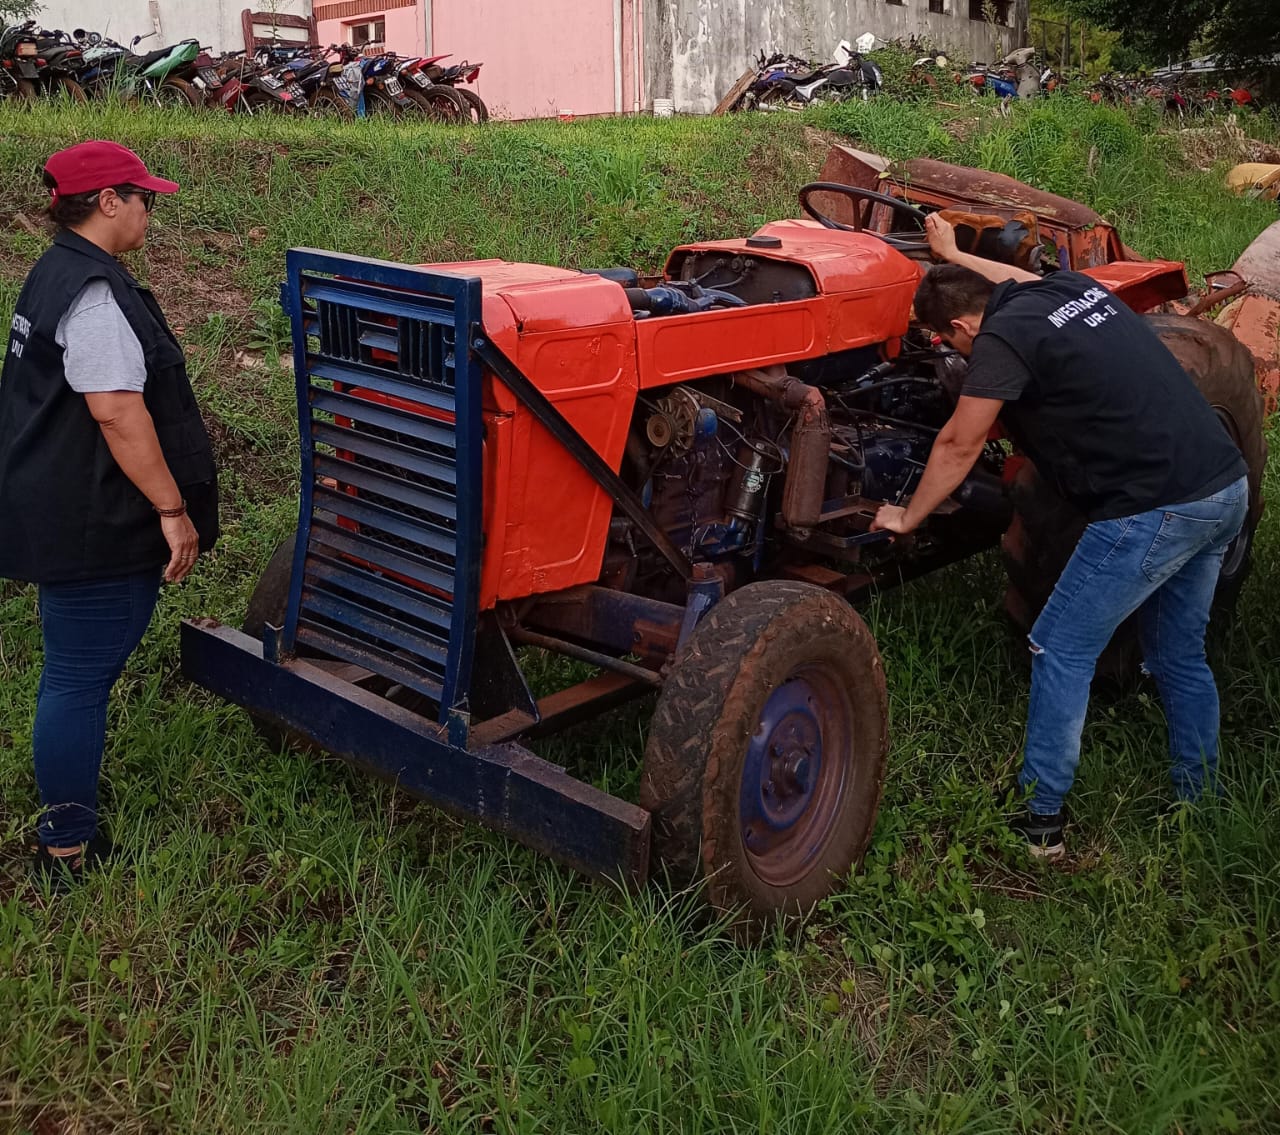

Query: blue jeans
left=33, top=570, right=161, bottom=848
left=1019, top=475, right=1249, bottom=815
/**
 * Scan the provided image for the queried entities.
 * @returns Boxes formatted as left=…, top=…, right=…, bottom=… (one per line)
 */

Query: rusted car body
left=815, top=143, right=1280, bottom=413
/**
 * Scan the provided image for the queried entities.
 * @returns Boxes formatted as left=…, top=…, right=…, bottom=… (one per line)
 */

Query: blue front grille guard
left=281, top=249, right=483, bottom=745
left=180, top=248, right=653, bottom=885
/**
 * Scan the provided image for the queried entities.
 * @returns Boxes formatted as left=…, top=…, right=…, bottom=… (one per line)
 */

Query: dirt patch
left=802, top=126, right=844, bottom=174
left=942, top=114, right=984, bottom=144
left=138, top=229, right=251, bottom=338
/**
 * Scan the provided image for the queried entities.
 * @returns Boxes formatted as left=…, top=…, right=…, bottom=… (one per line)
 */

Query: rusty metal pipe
left=734, top=367, right=831, bottom=530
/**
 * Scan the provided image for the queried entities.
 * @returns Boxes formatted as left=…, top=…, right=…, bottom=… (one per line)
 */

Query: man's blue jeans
left=33, top=570, right=161, bottom=848
left=1020, top=475, right=1249, bottom=815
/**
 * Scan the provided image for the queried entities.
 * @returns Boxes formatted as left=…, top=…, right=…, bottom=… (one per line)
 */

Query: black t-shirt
left=961, top=272, right=1245, bottom=521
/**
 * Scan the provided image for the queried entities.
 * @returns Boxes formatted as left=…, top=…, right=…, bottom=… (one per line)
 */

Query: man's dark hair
left=41, top=171, right=144, bottom=229
left=914, top=264, right=996, bottom=334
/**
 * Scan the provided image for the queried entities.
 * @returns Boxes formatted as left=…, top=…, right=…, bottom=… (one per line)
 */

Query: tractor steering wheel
left=798, top=182, right=929, bottom=243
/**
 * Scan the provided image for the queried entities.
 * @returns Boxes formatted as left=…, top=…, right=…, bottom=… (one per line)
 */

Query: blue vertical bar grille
left=282, top=250, right=484, bottom=727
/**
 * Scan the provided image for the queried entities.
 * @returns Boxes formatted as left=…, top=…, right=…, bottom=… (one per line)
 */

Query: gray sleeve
left=961, top=333, right=1033, bottom=402
left=54, top=279, right=148, bottom=394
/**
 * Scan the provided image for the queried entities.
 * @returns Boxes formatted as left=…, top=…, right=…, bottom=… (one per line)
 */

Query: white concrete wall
left=29, top=0, right=312, bottom=55
left=646, top=0, right=1029, bottom=113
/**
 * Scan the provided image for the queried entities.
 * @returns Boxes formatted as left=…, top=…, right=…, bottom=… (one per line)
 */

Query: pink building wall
left=432, top=0, right=622, bottom=119
left=317, top=0, right=640, bottom=120
left=316, top=3, right=425, bottom=58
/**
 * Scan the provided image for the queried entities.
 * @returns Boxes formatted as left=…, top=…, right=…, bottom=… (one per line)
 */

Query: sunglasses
left=116, top=187, right=158, bottom=213
left=90, top=185, right=157, bottom=213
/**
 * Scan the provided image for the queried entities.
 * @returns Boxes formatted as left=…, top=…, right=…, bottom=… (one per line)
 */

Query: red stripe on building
left=315, top=0, right=414, bottom=21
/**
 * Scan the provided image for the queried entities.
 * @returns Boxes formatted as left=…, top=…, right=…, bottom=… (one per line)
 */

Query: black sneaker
left=31, top=835, right=113, bottom=893
left=1008, top=809, right=1066, bottom=861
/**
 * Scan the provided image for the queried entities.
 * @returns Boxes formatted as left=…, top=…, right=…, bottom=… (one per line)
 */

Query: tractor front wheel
left=639, top=581, right=888, bottom=931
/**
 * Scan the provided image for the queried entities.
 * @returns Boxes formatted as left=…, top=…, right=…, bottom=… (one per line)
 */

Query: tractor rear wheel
left=639, top=581, right=887, bottom=932
left=1002, top=314, right=1266, bottom=673
left=241, top=534, right=327, bottom=753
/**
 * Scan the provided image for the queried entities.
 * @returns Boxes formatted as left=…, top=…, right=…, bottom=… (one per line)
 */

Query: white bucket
left=653, top=97, right=674, bottom=118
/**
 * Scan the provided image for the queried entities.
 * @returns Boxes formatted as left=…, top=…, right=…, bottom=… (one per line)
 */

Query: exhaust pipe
left=734, top=367, right=830, bottom=531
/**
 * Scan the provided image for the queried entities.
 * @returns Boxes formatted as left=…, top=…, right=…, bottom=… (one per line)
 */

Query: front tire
left=156, top=77, right=201, bottom=108
left=639, top=581, right=888, bottom=930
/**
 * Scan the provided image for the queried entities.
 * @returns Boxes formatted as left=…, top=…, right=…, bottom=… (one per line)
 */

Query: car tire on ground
left=639, top=581, right=888, bottom=932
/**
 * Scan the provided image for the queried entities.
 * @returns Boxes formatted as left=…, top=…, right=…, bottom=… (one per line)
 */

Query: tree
left=1053, top=0, right=1280, bottom=68
left=0, top=0, right=42, bottom=24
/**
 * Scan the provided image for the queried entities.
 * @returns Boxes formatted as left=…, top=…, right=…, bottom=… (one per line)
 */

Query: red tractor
left=182, top=181, right=1265, bottom=928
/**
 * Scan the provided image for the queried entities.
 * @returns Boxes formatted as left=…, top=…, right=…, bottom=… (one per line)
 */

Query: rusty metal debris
left=816, top=142, right=1280, bottom=414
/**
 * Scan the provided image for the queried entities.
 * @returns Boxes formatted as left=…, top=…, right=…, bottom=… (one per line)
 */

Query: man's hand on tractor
left=871, top=504, right=918, bottom=535
left=871, top=396, right=1005, bottom=539
left=925, top=213, right=960, bottom=262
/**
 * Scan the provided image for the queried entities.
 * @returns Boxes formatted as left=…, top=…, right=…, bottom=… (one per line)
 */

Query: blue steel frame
left=282, top=249, right=483, bottom=745
left=180, top=249, right=653, bottom=884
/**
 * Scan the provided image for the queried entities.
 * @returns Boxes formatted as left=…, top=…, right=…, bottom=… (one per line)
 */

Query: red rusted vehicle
left=181, top=179, right=1266, bottom=931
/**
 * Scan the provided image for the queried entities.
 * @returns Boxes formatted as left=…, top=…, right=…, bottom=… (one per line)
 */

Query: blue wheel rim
left=739, top=665, right=853, bottom=886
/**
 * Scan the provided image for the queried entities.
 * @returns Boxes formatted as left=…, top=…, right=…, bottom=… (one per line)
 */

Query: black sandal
left=31, top=835, right=114, bottom=893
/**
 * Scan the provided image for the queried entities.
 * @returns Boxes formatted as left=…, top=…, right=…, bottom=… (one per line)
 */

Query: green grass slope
left=0, top=99, right=1277, bottom=1133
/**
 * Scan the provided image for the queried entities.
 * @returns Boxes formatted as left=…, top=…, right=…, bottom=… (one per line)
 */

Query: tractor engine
left=607, top=340, right=1003, bottom=602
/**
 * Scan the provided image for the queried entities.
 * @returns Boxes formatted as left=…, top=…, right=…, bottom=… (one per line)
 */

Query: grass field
left=1, top=97, right=1278, bottom=1133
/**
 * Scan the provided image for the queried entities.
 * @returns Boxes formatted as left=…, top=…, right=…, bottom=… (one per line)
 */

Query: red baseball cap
left=43, top=140, right=180, bottom=197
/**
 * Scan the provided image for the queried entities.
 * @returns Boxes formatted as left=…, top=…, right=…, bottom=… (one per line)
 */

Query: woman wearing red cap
left=0, top=141, right=219, bottom=889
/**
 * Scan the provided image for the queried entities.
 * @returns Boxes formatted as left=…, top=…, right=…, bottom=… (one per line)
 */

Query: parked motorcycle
left=76, top=31, right=202, bottom=107
left=239, top=51, right=308, bottom=114
left=21, top=26, right=90, bottom=101
left=415, top=54, right=487, bottom=122
left=0, top=20, right=43, bottom=100
left=355, top=51, right=417, bottom=116
left=164, top=43, right=227, bottom=107
left=394, top=54, right=471, bottom=121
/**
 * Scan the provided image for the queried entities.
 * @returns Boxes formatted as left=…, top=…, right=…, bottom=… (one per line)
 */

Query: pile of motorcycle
left=0, top=21, right=489, bottom=122
left=727, top=40, right=885, bottom=112
left=946, top=48, right=1061, bottom=102
left=1089, top=72, right=1261, bottom=118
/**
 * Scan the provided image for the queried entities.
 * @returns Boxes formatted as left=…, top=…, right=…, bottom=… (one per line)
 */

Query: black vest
left=0, top=230, right=218, bottom=583
left=981, top=271, right=1245, bottom=521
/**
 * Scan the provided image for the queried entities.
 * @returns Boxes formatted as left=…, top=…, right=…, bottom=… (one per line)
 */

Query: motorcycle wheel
left=156, top=77, right=201, bottom=109
left=52, top=76, right=88, bottom=103
left=308, top=87, right=354, bottom=118
left=405, top=84, right=466, bottom=122
left=13, top=78, right=37, bottom=102
left=456, top=87, right=489, bottom=124
left=363, top=88, right=403, bottom=117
